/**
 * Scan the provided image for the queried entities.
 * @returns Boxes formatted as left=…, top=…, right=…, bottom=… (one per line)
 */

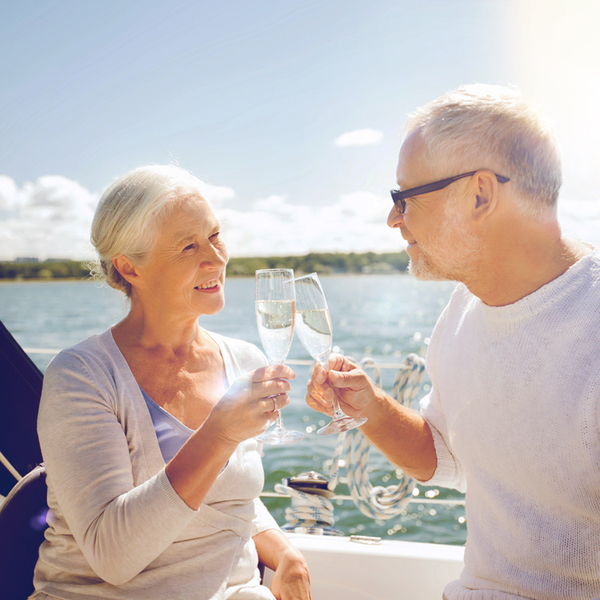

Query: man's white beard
left=409, top=202, right=483, bottom=283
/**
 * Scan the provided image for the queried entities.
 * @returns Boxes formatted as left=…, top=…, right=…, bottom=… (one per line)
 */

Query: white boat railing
left=24, top=350, right=417, bottom=370
left=15, top=348, right=465, bottom=509
left=260, top=490, right=465, bottom=506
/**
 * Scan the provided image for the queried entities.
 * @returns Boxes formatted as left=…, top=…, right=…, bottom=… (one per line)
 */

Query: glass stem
left=320, top=356, right=348, bottom=421
left=275, top=409, right=284, bottom=429
left=331, top=396, right=347, bottom=420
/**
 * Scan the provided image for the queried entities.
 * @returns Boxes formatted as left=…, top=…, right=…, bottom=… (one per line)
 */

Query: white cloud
left=251, top=194, right=291, bottom=213
left=0, top=172, right=403, bottom=261
left=335, top=128, right=384, bottom=147
left=0, top=176, right=236, bottom=261
left=219, top=191, right=401, bottom=257
left=0, top=175, right=99, bottom=261
left=9, top=174, right=599, bottom=264
left=197, top=181, right=235, bottom=207
left=0, top=175, right=20, bottom=214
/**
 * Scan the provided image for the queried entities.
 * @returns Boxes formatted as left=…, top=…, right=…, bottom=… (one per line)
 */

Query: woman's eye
left=183, top=243, right=195, bottom=251
left=210, top=232, right=220, bottom=241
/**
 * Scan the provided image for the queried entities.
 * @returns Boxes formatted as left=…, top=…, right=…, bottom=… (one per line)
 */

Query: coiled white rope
left=328, top=353, right=426, bottom=521
left=276, top=353, right=427, bottom=529
left=274, top=482, right=336, bottom=530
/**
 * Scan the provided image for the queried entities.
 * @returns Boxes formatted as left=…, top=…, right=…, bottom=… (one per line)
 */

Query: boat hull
left=264, top=533, right=464, bottom=600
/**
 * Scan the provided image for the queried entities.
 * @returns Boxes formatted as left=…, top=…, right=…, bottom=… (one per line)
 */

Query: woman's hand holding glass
left=208, top=365, right=296, bottom=445
left=255, top=269, right=305, bottom=444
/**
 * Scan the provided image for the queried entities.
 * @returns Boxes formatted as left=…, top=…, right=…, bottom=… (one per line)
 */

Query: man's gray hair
left=90, top=164, right=207, bottom=296
left=404, top=84, right=562, bottom=216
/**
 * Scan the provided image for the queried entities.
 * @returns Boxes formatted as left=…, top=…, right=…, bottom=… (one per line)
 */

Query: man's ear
left=471, top=170, right=498, bottom=222
left=112, top=255, right=142, bottom=288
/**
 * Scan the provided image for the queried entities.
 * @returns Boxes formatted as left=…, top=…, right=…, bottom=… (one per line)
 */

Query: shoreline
left=0, top=271, right=411, bottom=284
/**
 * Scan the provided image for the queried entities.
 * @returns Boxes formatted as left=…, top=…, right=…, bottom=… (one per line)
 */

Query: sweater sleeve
left=38, top=350, right=198, bottom=586
left=419, top=390, right=466, bottom=492
left=416, top=292, right=467, bottom=492
left=251, top=498, right=280, bottom=536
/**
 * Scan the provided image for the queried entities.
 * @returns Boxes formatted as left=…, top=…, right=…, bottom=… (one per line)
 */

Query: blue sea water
left=0, top=274, right=466, bottom=545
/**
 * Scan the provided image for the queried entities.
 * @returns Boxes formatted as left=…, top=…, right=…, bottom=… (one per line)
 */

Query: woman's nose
left=201, top=244, right=228, bottom=270
left=387, top=205, right=404, bottom=228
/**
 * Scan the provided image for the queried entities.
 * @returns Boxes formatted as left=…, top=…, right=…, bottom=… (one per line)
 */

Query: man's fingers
left=327, top=353, right=358, bottom=373
left=306, top=380, right=333, bottom=406
left=306, top=393, right=333, bottom=416
left=327, top=367, right=365, bottom=391
left=311, top=361, right=328, bottom=385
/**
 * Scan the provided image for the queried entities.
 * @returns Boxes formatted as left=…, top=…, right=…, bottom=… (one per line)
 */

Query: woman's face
left=136, top=195, right=229, bottom=318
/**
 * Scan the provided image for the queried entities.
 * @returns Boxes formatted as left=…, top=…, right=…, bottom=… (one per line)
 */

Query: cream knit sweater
left=421, top=248, right=600, bottom=600
left=33, top=329, right=279, bottom=600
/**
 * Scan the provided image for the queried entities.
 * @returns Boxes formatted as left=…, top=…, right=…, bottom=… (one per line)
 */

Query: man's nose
left=387, top=205, right=404, bottom=228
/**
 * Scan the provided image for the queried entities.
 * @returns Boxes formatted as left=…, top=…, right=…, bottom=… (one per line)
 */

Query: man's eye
left=210, top=232, right=220, bottom=241
left=184, top=243, right=195, bottom=251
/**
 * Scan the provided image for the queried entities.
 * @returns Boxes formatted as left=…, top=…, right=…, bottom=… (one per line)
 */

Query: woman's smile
left=194, top=278, right=222, bottom=292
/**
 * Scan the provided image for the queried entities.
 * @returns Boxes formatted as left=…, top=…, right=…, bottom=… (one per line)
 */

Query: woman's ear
left=112, top=255, right=142, bottom=288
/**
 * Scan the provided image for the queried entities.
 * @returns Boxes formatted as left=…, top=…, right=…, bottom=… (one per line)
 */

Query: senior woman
left=31, top=165, right=311, bottom=600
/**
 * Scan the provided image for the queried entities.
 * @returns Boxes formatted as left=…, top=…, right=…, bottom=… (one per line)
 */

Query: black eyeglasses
left=390, top=171, right=510, bottom=213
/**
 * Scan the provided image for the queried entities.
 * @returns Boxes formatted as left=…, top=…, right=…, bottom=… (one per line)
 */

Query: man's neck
left=464, top=222, right=592, bottom=307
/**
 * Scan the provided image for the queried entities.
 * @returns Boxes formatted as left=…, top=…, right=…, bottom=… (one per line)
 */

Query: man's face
left=387, top=130, right=482, bottom=282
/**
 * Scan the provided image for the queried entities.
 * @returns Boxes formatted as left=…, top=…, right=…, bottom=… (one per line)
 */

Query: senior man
left=306, top=84, right=600, bottom=600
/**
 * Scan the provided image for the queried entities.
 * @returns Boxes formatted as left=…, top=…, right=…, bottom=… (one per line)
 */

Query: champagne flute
left=255, top=269, right=305, bottom=445
left=294, top=272, right=368, bottom=435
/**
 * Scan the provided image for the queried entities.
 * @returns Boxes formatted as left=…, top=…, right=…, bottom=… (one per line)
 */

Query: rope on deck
left=273, top=482, right=336, bottom=530
left=328, top=354, right=426, bottom=521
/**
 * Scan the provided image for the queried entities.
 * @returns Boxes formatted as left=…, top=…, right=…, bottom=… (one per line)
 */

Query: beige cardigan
left=33, top=328, right=278, bottom=600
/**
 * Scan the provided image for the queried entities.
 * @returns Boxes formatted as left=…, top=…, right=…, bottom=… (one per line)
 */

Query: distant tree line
left=226, top=251, right=409, bottom=276
left=0, top=260, right=91, bottom=280
left=0, top=251, right=409, bottom=281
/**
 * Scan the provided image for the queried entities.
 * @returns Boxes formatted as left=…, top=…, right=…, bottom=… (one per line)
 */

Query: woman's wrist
left=254, top=529, right=306, bottom=571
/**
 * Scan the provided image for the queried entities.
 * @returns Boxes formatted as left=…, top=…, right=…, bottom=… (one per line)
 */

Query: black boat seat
left=0, top=320, right=44, bottom=497
left=0, top=463, right=48, bottom=600
left=0, top=319, right=48, bottom=599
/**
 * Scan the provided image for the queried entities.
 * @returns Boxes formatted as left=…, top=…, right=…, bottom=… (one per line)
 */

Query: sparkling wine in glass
left=295, top=272, right=367, bottom=435
left=255, top=269, right=305, bottom=445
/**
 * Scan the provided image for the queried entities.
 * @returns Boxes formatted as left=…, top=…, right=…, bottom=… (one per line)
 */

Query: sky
left=1, top=0, right=599, bottom=261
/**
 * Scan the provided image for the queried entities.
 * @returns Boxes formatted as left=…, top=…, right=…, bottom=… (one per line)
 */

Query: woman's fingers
left=251, top=364, right=296, bottom=383
left=259, top=376, right=291, bottom=394
left=261, top=393, right=290, bottom=414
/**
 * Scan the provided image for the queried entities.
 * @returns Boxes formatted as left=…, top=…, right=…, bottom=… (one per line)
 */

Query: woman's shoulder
left=204, top=330, right=268, bottom=371
left=45, top=328, right=119, bottom=377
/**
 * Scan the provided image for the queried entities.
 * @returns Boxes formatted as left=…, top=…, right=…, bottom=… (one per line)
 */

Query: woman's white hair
left=91, top=164, right=207, bottom=296
left=404, top=84, right=562, bottom=217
